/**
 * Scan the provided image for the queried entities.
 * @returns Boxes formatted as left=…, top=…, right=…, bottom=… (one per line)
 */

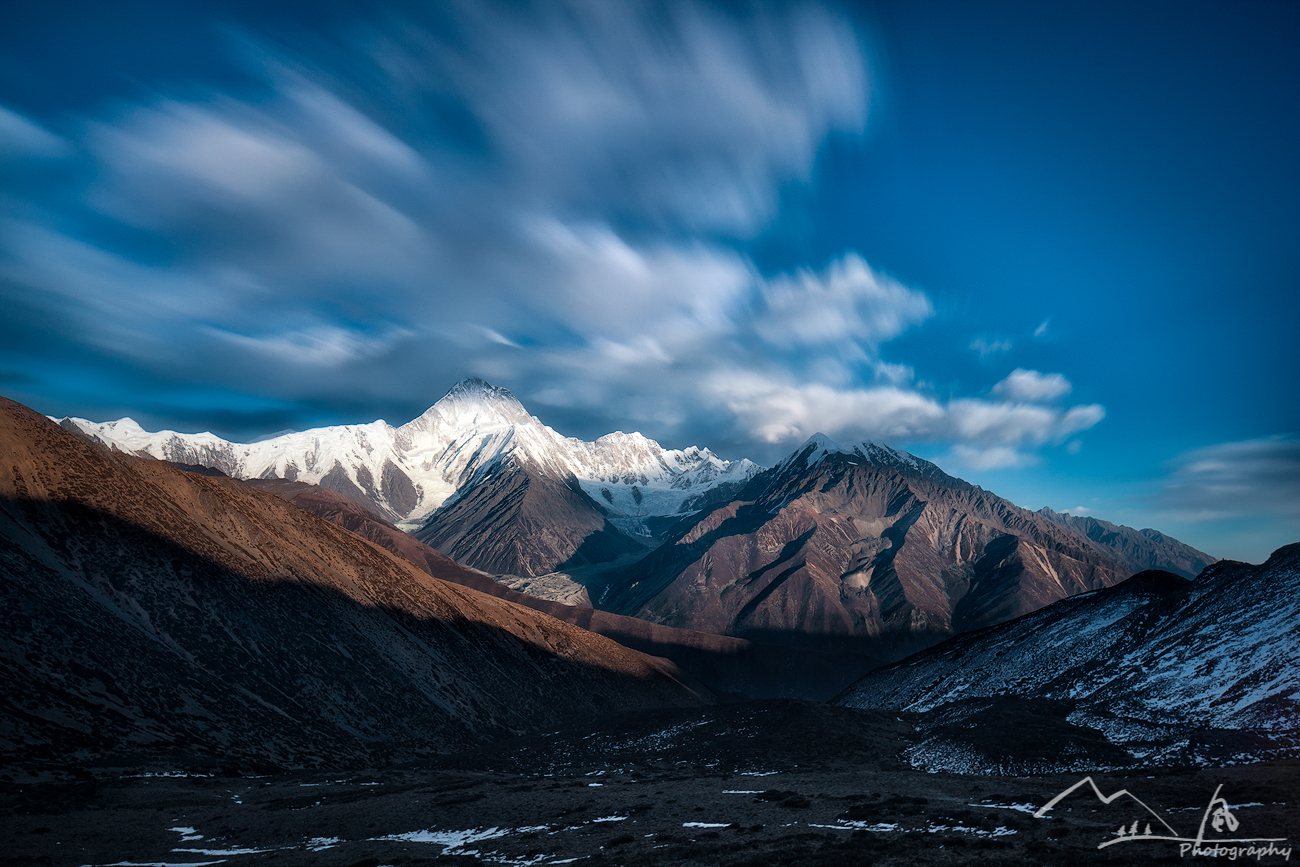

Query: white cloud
left=948, top=398, right=1103, bottom=446
left=706, top=373, right=945, bottom=444
left=872, top=361, right=915, bottom=386
left=208, top=324, right=411, bottom=367
left=521, top=218, right=752, bottom=341
left=1033, top=319, right=1050, bottom=338
left=754, top=253, right=933, bottom=350
left=992, top=368, right=1073, bottom=402
left=945, top=445, right=1038, bottom=470
left=704, top=373, right=1105, bottom=452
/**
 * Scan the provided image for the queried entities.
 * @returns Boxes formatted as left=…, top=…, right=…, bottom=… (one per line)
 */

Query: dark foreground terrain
left=4, top=701, right=1297, bottom=867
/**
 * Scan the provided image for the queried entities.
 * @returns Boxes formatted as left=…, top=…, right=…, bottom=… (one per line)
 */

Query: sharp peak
left=440, top=377, right=523, bottom=404
left=791, top=432, right=883, bottom=459
left=800, top=432, right=847, bottom=450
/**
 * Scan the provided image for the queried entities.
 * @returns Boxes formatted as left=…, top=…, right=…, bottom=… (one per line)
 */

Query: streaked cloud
left=1160, top=435, right=1300, bottom=522
left=0, top=106, right=71, bottom=159
left=0, top=0, right=1105, bottom=470
left=704, top=373, right=1104, bottom=457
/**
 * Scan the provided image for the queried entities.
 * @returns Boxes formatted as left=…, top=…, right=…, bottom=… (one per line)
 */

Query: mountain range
left=59, top=379, right=1215, bottom=668
left=60, top=378, right=757, bottom=547
left=0, top=397, right=708, bottom=773
left=56, top=380, right=776, bottom=601
left=245, top=476, right=882, bottom=700
left=600, top=434, right=1215, bottom=660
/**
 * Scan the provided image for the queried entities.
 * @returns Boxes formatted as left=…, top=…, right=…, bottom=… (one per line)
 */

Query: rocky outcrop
left=412, top=455, right=649, bottom=577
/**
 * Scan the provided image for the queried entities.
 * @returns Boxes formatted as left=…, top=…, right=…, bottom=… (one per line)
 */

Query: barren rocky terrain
left=3, top=701, right=1297, bottom=866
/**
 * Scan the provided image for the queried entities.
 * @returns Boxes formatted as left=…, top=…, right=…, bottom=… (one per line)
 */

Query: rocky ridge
left=248, top=476, right=882, bottom=701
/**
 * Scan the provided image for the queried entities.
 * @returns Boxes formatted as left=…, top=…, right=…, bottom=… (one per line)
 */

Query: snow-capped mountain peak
left=58, top=379, right=763, bottom=535
left=402, top=377, right=534, bottom=433
left=779, top=432, right=919, bottom=471
left=789, top=432, right=848, bottom=468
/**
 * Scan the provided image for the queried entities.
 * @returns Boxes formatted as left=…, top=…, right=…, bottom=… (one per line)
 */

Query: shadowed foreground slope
left=0, top=397, right=709, bottom=775
left=837, top=551, right=1300, bottom=771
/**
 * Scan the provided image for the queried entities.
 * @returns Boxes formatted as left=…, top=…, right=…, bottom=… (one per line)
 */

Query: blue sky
left=1, top=1, right=1297, bottom=562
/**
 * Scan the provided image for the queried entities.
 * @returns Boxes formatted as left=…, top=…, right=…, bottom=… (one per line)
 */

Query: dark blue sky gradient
left=1, top=1, right=1296, bottom=560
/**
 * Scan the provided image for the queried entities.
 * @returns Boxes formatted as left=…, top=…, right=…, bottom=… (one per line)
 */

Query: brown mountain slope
left=245, top=478, right=882, bottom=700
left=413, top=455, right=647, bottom=577
left=605, top=440, right=1138, bottom=661
left=0, top=397, right=708, bottom=773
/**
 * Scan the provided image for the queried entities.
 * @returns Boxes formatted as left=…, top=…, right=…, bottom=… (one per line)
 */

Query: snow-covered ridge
left=837, top=545, right=1300, bottom=766
left=57, top=378, right=762, bottom=532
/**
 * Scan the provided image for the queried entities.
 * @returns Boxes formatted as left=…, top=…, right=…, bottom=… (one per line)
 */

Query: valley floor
left=3, top=702, right=1297, bottom=867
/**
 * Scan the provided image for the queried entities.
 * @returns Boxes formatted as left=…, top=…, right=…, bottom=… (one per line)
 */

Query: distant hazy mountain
left=1037, top=506, right=1215, bottom=577
left=601, top=434, right=1215, bottom=662
left=835, top=546, right=1300, bottom=769
left=0, top=397, right=708, bottom=772
left=60, top=378, right=758, bottom=576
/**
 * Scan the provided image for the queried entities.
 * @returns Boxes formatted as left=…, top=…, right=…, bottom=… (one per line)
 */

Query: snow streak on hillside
left=837, top=546, right=1300, bottom=769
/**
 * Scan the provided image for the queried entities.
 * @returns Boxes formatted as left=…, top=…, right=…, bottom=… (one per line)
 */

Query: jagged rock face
left=413, top=456, right=647, bottom=578
left=0, top=397, right=709, bottom=771
left=605, top=438, right=1140, bottom=661
left=1037, top=507, right=1216, bottom=577
left=835, top=546, right=1300, bottom=767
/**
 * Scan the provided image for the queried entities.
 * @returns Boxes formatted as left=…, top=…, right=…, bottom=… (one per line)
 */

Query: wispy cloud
left=946, top=445, right=1038, bottom=470
left=0, top=106, right=71, bottom=159
left=970, top=337, right=1012, bottom=358
left=1159, top=435, right=1300, bottom=522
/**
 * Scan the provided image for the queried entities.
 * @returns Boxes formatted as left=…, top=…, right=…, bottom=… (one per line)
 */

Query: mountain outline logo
left=1035, top=777, right=1292, bottom=858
